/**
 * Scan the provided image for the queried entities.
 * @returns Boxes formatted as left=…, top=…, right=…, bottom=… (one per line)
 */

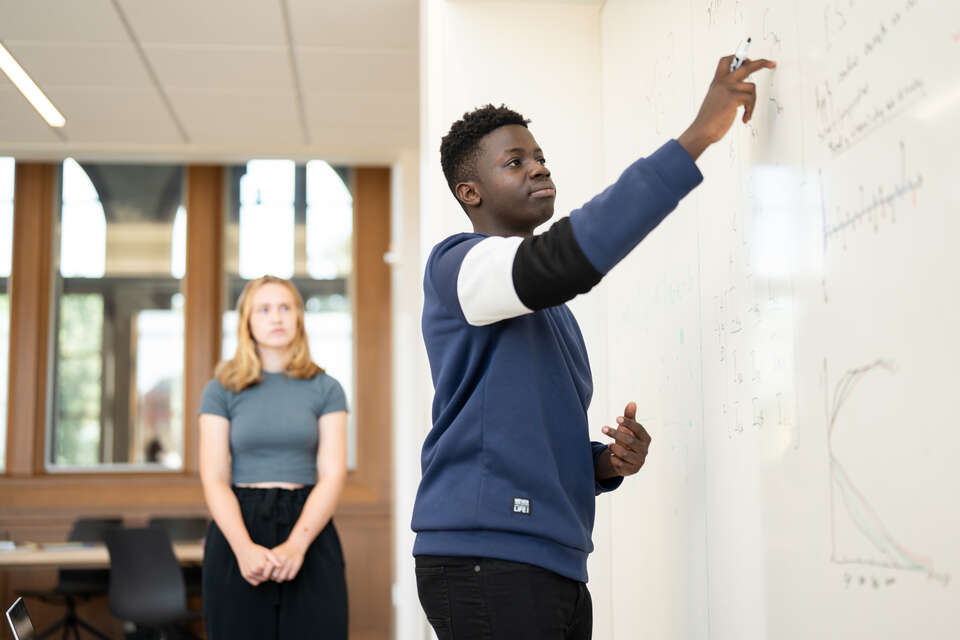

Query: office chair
left=104, top=527, right=201, bottom=640
left=19, top=517, right=122, bottom=640
left=147, top=516, right=209, bottom=596
left=145, top=517, right=207, bottom=543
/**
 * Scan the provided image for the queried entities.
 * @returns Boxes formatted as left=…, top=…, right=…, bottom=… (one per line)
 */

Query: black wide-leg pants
left=202, top=486, right=348, bottom=640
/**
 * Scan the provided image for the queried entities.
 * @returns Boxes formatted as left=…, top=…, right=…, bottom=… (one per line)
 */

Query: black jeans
left=203, top=487, right=348, bottom=640
left=415, top=555, right=592, bottom=640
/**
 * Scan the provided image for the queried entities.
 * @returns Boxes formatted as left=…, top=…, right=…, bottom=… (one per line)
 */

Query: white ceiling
left=0, top=0, right=419, bottom=163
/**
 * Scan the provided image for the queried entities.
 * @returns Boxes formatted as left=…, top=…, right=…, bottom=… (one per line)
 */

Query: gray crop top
left=199, top=371, right=348, bottom=485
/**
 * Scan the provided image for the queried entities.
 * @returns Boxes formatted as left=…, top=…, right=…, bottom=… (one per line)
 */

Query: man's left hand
left=601, top=401, right=651, bottom=477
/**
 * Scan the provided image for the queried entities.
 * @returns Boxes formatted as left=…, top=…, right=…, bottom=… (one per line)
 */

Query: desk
left=0, top=542, right=203, bottom=569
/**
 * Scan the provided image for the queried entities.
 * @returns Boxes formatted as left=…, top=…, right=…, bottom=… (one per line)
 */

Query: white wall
left=419, top=0, right=606, bottom=244
left=391, top=146, right=434, bottom=640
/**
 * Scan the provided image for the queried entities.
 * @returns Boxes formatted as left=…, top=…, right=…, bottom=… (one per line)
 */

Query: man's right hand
left=677, top=55, right=777, bottom=160
left=236, top=541, right=282, bottom=586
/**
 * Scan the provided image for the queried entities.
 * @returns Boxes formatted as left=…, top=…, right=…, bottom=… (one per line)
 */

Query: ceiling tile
left=298, top=49, right=417, bottom=93
left=2, top=42, right=152, bottom=89
left=51, top=87, right=182, bottom=144
left=304, top=91, right=416, bottom=127
left=0, top=87, right=62, bottom=144
left=117, top=0, right=287, bottom=47
left=288, top=0, right=417, bottom=49
left=145, top=45, right=294, bottom=91
left=0, top=0, right=128, bottom=43
left=311, top=123, right=416, bottom=151
left=167, top=89, right=302, bottom=146
left=0, top=1, right=420, bottom=158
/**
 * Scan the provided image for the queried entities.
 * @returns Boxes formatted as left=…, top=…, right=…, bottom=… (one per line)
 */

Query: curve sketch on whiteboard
left=820, top=141, right=923, bottom=252
left=824, top=358, right=949, bottom=584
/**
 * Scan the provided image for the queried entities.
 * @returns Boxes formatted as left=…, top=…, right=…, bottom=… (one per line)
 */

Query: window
left=49, top=160, right=186, bottom=470
left=306, top=160, right=352, bottom=280
left=223, top=161, right=357, bottom=468
left=0, top=157, right=13, bottom=471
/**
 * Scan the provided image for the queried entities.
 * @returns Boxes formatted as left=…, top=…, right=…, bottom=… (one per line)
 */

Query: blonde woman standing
left=199, top=276, right=348, bottom=639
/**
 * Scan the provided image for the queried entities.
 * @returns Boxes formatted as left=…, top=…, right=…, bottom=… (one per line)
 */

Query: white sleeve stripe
left=456, top=236, right=533, bottom=326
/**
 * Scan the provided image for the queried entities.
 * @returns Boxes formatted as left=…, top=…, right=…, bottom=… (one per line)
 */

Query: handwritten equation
left=816, top=78, right=924, bottom=154
left=713, top=281, right=793, bottom=439
left=815, top=0, right=925, bottom=155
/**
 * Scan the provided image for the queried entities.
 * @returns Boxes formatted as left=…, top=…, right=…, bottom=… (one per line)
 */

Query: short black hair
left=440, top=104, right=530, bottom=202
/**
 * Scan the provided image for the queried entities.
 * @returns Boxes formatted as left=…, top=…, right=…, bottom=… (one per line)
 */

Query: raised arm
left=432, top=140, right=702, bottom=327
left=430, top=55, right=776, bottom=327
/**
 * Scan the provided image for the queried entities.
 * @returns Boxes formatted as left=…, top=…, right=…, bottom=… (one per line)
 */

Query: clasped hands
left=237, top=538, right=307, bottom=587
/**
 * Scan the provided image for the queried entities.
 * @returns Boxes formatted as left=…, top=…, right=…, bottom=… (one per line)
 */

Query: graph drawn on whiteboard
left=824, top=358, right=949, bottom=585
left=820, top=142, right=923, bottom=253
left=817, top=141, right=924, bottom=303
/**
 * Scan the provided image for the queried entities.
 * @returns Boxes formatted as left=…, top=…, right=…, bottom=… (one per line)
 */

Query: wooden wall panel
left=183, top=166, right=224, bottom=475
left=6, top=163, right=55, bottom=476
left=339, top=514, right=394, bottom=636
left=339, top=167, right=393, bottom=639
left=349, top=167, right=393, bottom=502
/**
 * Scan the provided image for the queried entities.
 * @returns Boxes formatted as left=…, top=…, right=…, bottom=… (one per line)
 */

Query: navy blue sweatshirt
left=412, top=140, right=703, bottom=582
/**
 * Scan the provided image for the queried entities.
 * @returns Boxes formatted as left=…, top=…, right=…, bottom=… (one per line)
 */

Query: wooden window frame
left=0, top=163, right=391, bottom=522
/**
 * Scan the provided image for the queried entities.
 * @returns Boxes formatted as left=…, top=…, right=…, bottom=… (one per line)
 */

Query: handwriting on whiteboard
left=815, top=0, right=924, bottom=155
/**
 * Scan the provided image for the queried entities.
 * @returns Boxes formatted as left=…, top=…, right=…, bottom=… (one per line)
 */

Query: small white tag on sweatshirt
left=512, top=497, right=531, bottom=515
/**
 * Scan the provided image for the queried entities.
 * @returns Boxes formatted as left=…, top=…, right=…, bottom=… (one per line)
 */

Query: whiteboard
left=587, top=1, right=960, bottom=638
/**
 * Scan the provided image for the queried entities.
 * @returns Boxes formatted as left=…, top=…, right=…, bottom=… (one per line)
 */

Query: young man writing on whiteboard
left=413, top=54, right=776, bottom=639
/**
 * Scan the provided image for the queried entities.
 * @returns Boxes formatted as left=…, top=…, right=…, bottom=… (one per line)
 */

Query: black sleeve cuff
left=512, top=217, right=603, bottom=311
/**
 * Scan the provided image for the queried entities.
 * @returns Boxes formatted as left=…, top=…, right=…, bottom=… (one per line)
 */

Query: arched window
left=60, top=158, right=106, bottom=278
left=0, top=157, right=13, bottom=279
left=223, top=159, right=357, bottom=468
left=51, top=161, right=186, bottom=470
left=306, top=161, right=353, bottom=279
left=238, top=160, right=295, bottom=279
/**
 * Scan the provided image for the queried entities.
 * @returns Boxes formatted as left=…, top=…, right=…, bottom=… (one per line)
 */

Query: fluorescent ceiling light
left=0, top=41, right=66, bottom=128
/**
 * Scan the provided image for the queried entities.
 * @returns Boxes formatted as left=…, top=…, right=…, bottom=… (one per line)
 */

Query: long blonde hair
left=215, top=275, right=322, bottom=392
